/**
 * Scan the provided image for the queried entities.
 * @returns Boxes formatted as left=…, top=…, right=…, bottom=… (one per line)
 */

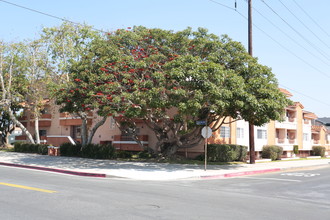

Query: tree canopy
left=55, top=26, right=291, bottom=156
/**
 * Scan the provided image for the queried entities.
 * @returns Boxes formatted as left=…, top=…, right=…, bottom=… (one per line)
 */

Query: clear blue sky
left=1, top=0, right=330, bottom=117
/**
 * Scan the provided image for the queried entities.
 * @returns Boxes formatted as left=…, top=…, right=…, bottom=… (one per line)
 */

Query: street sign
left=196, top=120, right=206, bottom=126
left=201, top=126, right=212, bottom=138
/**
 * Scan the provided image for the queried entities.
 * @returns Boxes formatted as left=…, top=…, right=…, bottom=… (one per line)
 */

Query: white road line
left=241, top=177, right=302, bottom=182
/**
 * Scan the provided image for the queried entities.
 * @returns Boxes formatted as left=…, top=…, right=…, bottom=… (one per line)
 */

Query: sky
left=1, top=0, right=330, bottom=117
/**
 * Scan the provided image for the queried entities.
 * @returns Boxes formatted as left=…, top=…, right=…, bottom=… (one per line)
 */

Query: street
left=0, top=165, right=329, bottom=219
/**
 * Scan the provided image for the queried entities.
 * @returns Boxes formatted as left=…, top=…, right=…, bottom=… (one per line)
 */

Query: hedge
left=261, top=145, right=283, bottom=161
left=60, top=143, right=116, bottom=159
left=312, top=146, right=326, bottom=157
left=14, top=142, right=48, bottom=155
left=207, top=144, right=248, bottom=162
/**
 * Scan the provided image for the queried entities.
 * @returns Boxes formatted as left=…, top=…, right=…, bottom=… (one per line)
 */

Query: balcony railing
left=30, top=114, right=52, bottom=127
left=59, top=112, right=93, bottom=126
left=113, top=135, right=148, bottom=151
left=276, top=138, right=297, bottom=145
left=288, top=117, right=295, bottom=122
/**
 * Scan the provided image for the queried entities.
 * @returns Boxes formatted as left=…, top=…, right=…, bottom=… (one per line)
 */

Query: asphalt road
left=0, top=165, right=329, bottom=220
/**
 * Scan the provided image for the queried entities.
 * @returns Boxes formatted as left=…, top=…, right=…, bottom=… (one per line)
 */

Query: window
left=257, top=129, right=267, bottom=139
left=39, top=130, right=47, bottom=137
left=220, top=126, right=230, bottom=138
left=303, top=133, right=309, bottom=141
left=276, top=130, right=279, bottom=138
left=237, top=128, right=244, bottom=139
left=72, top=126, right=81, bottom=139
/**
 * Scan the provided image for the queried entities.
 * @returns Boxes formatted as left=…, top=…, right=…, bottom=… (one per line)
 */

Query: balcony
left=276, top=138, right=297, bottom=145
left=275, top=117, right=297, bottom=129
left=59, top=112, right=92, bottom=126
left=112, top=135, right=148, bottom=151
left=288, top=117, right=295, bottom=123
left=30, top=114, right=52, bottom=127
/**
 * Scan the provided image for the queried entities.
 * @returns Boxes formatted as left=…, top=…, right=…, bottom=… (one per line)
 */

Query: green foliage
left=293, top=145, right=299, bottom=155
left=137, top=150, right=154, bottom=159
left=60, top=143, right=116, bottom=159
left=312, top=146, right=326, bottom=157
left=194, top=154, right=205, bottom=161
left=54, top=25, right=291, bottom=156
left=13, top=142, right=48, bottom=155
left=59, top=142, right=81, bottom=157
left=207, top=144, right=248, bottom=162
left=261, top=145, right=283, bottom=161
left=116, top=150, right=133, bottom=159
left=80, top=143, right=116, bottom=159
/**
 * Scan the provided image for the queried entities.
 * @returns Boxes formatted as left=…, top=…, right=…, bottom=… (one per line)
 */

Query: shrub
left=293, top=145, right=299, bottom=155
left=37, top=144, right=48, bottom=155
left=60, top=143, right=116, bottom=159
left=13, top=143, right=48, bottom=155
left=261, top=145, right=283, bottom=161
left=137, top=150, right=153, bottom=159
left=312, top=146, right=326, bottom=157
left=116, top=150, right=133, bottom=159
left=194, top=154, right=204, bottom=161
left=207, top=144, right=248, bottom=162
left=80, top=143, right=116, bottom=159
left=60, top=143, right=81, bottom=157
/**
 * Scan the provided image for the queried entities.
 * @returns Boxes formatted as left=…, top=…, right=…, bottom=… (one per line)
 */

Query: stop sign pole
left=201, top=124, right=212, bottom=171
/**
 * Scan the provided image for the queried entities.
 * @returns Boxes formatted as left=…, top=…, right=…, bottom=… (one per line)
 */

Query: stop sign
left=201, top=126, right=212, bottom=138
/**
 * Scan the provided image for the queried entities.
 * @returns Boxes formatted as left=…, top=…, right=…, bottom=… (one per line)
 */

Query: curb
left=200, top=163, right=330, bottom=180
left=200, top=168, right=281, bottom=179
left=0, top=162, right=106, bottom=178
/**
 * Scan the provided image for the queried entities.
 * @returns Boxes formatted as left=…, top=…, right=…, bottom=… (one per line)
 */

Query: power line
left=209, top=0, right=330, bottom=110
left=293, top=0, right=330, bottom=39
left=208, top=0, right=330, bottom=78
left=280, top=84, right=330, bottom=108
left=260, top=0, right=330, bottom=63
left=208, top=0, right=236, bottom=11
left=278, top=0, right=330, bottom=50
left=234, top=2, right=330, bottom=78
left=252, top=5, right=330, bottom=68
left=0, top=0, right=106, bottom=34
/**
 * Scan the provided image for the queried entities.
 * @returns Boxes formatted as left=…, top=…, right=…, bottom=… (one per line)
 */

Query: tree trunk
left=34, top=116, right=40, bottom=144
left=7, top=107, right=35, bottom=144
left=80, top=116, right=88, bottom=147
left=160, top=142, right=179, bottom=157
left=5, top=134, right=9, bottom=146
left=87, top=116, right=107, bottom=145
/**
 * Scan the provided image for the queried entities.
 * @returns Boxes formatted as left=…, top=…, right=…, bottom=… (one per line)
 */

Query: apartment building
left=15, top=90, right=330, bottom=158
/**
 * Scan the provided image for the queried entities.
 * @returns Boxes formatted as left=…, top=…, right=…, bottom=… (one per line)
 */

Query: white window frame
left=303, top=133, right=309, bottom=141
left=257, top=129, right=267, bottom=139
left=237, top=127, right=244, bottom=139
left=220, top=126, right=230, bottom=138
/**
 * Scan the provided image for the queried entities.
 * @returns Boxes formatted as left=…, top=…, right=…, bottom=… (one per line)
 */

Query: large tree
left=45, top=22, right=108, bottom=146
left=0, top=42, right=34, bottom=143
left=56, top=26, right=290, bottom=156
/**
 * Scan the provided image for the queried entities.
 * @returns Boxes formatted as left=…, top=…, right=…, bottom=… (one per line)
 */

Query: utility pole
left=248, top=0, right=255, bottom=164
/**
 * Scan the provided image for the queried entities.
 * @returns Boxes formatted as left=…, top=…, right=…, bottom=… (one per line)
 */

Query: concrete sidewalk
left=0, top=151, right=329, bottom=180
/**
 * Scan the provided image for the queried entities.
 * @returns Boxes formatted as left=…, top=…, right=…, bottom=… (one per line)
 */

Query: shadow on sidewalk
left=0, top=152, right=248, bottom=173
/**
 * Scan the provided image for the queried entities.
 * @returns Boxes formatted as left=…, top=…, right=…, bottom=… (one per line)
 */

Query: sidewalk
left=0, top=151, right=329, bottom=180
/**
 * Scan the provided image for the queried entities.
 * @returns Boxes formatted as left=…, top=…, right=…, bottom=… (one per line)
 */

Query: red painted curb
left=200, top=168, right=281, bottom=179
left=0, top=162, right=106, bottom=178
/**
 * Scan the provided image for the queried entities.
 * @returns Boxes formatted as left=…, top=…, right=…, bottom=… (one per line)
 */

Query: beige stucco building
left=16, top=90, right=330, bottom=158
